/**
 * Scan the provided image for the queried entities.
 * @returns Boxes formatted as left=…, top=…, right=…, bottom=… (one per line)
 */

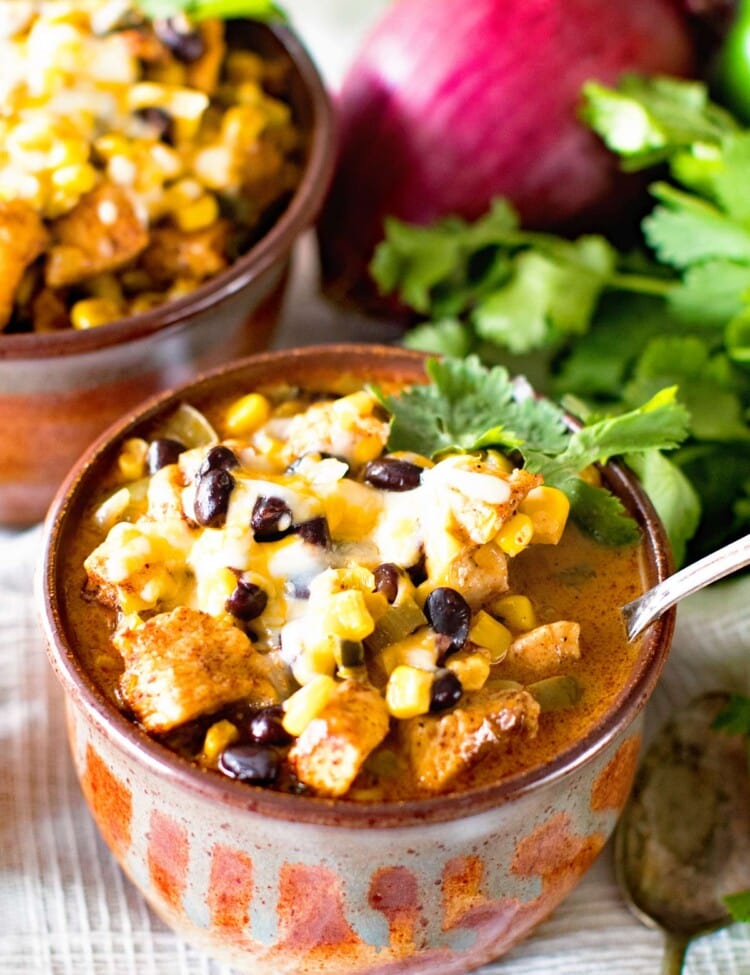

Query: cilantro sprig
left=375, top=357, right=689, bottom=545
left=137, top=0, right=286, bottom=21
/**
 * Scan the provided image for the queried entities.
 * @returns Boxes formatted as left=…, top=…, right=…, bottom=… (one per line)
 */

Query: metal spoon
left=622, top=533, right=750, bottom=641
left=615, top=691, right=750, bottom=974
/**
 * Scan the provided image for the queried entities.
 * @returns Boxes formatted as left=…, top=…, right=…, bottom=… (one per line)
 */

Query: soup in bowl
left=40, top=344, right=675, bottom=974
left=0, top=3, right=335, bottom=526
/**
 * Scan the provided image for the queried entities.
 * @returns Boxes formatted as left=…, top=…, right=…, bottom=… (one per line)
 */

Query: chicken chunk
left=84, top=518, right=195, bottom=614
left=288, top=680, right=390, bottom=798
left=46, top=181, right=148, bottom=287
left=115, top=606, right=277, bottom=733
left=0, top=199, right=48, bottom=328
left=431, top=540, right=509, bottom=608
left=282, top=392, right=389, bottom=470
left=399, top=686, right=540, bottom=793
left=423, top=457, right=542, bottom=545
left=138, top=219, right=231, bottom=286
left=507, top=621, right=581, bottom=675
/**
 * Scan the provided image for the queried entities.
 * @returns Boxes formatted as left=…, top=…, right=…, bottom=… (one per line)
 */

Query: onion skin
left=318, top=0, right=696, bottom=311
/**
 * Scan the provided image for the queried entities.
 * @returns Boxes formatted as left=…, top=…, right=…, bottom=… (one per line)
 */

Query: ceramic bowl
left=0, top=20, right=335, bottom=528
left=39, top=344, right=675, bottom=975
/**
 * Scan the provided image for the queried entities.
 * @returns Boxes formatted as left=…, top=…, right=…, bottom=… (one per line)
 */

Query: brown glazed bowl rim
left=0, top=21, right=335, bottom=363
left=40, top=344, right=676, bottom=828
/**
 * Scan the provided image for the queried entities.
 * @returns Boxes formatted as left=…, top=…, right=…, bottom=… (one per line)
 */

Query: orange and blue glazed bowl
left=39, top=345, right=675, bottom=974
left=0, top=19, right=334, bottom=528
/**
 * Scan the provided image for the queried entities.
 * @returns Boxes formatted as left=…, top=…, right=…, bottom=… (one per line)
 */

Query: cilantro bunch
left=371, top=75, right=750, bottom=567
left=375, top=357, right=689, bottom=547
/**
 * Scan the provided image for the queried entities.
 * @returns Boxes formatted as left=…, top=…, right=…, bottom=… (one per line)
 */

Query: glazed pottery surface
left=0, top=22, right=335, bottom=528
left=40, top=345, right=675, bottom=975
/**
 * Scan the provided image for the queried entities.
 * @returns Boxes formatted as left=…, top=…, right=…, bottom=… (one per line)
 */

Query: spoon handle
left=661, top=932, right=690, bottom=975
left=622, top=533, right=750, bottom=641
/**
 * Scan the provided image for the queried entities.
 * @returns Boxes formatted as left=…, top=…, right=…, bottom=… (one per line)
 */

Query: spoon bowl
left=615, top=691, right=750, bottom=974
left=622, top=533, right=750, bottom=640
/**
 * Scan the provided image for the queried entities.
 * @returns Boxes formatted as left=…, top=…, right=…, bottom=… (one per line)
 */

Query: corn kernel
left=88, top=273, right=124, bottom=304
left=221, top=103, right=267, bottom=144
left=198, top=566, right=238, bottom=617
left=468, top=610, right=512, bottom=663
left=70, top=297, right=122, bottom=330
left=578, top=465, right=602, bottom=487
left=315, top=589, right=375, bottom=642
left=225, top=392, right=271, bottom=436
left=118, top=437, right=148, bottom=481
left=386, top=665, right=433, bottom=719
left=318, top=479, right=382, bottom=539
left=309, top=565, right=374, bottom=601
left=518, top=486, right=570, bottom=545
left=202, top=720, right=239, bottom=762
left=490, top=594, right=537, bottom=632
left=496, top=512, right=534, bottom=556
left=93, top=486, right=131, bottom=529
left=225, top=50, right=265, bottom=84
left=389, top=451, right=434, bottom=469
left=446, top=649, right=490, bottom=691
left=292, top=634, right=337, bottom=685
left=484, top=450, right=514, bottom=474
left=174, top=192, right=219, bottom=232
left=379, top=629, right=439, bottom=677
left=282, top=674, right=336, bottom=736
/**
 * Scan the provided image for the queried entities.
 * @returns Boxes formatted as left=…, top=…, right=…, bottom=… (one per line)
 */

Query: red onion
left=317, top=0, right=696, bottom=311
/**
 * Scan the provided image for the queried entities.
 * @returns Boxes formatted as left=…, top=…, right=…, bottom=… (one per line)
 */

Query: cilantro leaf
left=370, top=201, right=521, bottom=316
left=557, top=476, right=640, bottom=545
left=624, top=450, right=700, bottom=567
left=581, top=75, right=738, bottom=172
left=667, top=260, right=750, bottom=327
left=137, top=0, right=286, bottom=21
left=472, top=237, right=615, bottom=354
left=724, top=889, right=750, bottom=923
left=643, top=183, right=750, bottom=269
left=378, top=358, right=689, bottom=544
left=713, top=693, right=750, bottom=737
left=402, top=318, right=475, bottom=358
left=376, top=356, right=525, bottom=457
left=528, top=387, right=690, bottom=478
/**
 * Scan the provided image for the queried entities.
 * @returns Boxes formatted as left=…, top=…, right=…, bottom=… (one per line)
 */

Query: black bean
left=218, top=744, right=280, bottom=784
left=374, top=563, right=400, bottom=603
left=154, top=16, right=205, bottom=62
left=295, top=516, right=331, bottom=548
left=424, top=587, right=471, bottom=653
left=226, top=580, right=267, bottom=621
left=194, top=468, right=234, bottom=527
left=363, top=457, right=423, bottom=491
left=248, top=705, right=291, bottom=746
left=251, top=496, right=293, bottom=541
left=430, top=669, right=463, bottom=712
left=406, top=554, right=427, bottom=587
left=199, top=444, right=239, bottom=476
left=147, top=437, right=186, bottom=474
left=133, top=106, right=175, bottom=144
